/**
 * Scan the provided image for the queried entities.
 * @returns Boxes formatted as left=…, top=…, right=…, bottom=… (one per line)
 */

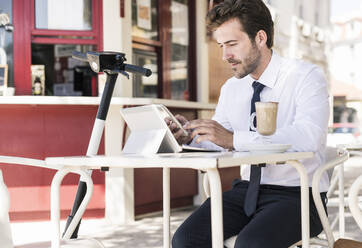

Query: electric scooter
left=64, top=51, right=152, bottom=238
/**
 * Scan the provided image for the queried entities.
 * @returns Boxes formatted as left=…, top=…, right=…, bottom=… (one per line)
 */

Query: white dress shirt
left=192, top=52, right=330, bottom=192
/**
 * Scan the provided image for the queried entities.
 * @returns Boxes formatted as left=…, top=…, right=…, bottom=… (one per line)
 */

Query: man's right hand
left=165, top=114, right=193, bottom=145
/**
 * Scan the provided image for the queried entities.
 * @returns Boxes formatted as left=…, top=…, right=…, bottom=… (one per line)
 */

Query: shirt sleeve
left=270, top=67, right=330, bottom=152
left=212, top=84, right=233, bottom=131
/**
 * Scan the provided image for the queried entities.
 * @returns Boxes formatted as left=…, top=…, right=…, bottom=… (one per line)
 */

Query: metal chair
left=325, top=148, right=362, bottom=237
left=203, top=147, right=349, bottom=248
left=349, top=174, right=362, bottom=230
left=310, top=147, right=350, bottom=248
left=0, top=156, right=105, bottom=248
left=328, top=174, right=362, bottom=248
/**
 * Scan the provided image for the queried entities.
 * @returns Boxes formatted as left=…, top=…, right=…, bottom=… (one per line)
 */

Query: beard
left=227, top=43, right=261, bottom=79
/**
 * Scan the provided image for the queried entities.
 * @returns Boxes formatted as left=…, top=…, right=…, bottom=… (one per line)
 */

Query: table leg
left=287, top=160, right=310, bottom=248
left=163, top=168, right=170, bottom=248
left=51, top=168, right=94, bottom=248
left=206, top=168, right=223, bottom=248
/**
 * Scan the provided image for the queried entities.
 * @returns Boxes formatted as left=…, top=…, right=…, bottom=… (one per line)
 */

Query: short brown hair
left=206, top=0, right=274, bottom=48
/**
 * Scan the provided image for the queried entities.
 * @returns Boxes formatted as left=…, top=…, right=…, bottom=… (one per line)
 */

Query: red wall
left=0, top=104, right=105, bottom=221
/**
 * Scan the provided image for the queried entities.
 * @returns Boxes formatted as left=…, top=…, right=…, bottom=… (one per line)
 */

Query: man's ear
left=255, top=30, right=267, bottom=48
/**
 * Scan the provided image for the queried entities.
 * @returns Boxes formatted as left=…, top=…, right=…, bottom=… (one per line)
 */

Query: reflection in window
left=133, top=49, right=158, bottom=98
left=35, top=0, right=92, bottom=30
left=131, top=0, right=159, bottom=41
left=31, top=44, right=96, bottom=96
left=171, top=0, right=189, bottom=100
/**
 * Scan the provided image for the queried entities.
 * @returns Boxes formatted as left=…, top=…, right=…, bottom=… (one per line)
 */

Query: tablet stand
left=122, top=128, right=181, bottom=154
left=122, top=129, right=167, bottom=154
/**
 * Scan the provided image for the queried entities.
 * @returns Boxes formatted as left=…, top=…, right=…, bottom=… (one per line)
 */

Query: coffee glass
left=250, top=102, right=278, bottom=136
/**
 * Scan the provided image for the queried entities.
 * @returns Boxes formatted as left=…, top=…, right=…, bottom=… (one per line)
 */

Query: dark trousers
left=172, top=179, right=327, bottom=248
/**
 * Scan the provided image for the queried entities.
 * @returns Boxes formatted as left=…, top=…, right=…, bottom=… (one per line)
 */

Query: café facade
left=0, top=0, right=230, bottom=223
left=0, top=0, right=330, bottom=224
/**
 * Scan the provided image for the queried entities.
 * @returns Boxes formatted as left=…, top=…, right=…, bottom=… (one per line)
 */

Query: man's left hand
left=184, top=119, right=234, bottom=150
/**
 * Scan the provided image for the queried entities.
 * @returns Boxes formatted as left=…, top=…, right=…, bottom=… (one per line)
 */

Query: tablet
left=120, top=104, right=182, bottom=153
left=120, top=104, right=221, bottom=154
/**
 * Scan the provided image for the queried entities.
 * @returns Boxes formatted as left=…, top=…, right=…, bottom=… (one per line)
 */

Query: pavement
left=11, top=208, right=192, bottom=248
left=10, top=156, right=362, bottom=248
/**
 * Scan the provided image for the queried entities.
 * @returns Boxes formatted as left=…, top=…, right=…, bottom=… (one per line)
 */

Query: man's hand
left=184, top=119, right=234, bottom=150
left=165, top=114, right=193, bottom=145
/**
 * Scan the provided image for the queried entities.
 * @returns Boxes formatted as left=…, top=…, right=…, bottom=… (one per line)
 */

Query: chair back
left=312, top=147, right=349, bottom=248
left=348, top=174, right=362, bottom=230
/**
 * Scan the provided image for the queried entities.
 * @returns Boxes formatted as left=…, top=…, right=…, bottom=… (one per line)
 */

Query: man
left=170, top=0, right=330, bottom=247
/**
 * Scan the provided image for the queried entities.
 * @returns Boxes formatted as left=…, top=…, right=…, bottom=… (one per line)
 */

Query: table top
left=0, top=96, right=215, bottom=109
left=45, top=151, right=314, bottom=170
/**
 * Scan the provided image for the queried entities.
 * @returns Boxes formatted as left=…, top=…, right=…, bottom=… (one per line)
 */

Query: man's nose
left=222, top=47, right=232, bottom=61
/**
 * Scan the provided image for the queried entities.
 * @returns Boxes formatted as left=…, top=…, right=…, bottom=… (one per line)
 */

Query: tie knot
left=252, top=81, right=265, bottom=93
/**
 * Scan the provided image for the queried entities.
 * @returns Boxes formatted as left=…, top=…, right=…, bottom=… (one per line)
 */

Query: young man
left=170, top=0, right=330, bottom=247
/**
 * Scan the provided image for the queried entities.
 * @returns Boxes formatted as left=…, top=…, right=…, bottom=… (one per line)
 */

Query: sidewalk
left=11, top=207, right=193, bottom=248
left=11, top=156, right=362, bottom=247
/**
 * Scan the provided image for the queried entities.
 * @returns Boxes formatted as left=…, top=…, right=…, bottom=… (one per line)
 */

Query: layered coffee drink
left=250, top=102, right=278, bottom=136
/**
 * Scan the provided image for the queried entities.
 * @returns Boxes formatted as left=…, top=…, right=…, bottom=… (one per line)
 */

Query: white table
left=45, top=151, right=314, bottom=248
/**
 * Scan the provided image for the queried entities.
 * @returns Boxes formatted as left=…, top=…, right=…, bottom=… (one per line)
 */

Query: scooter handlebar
left=71, top=51, right=152, bottom=77
left=124, top=63, right=152, bottom=77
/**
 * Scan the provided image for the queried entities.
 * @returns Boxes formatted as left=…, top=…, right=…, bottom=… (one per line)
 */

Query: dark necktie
left=244, top=81, right=265, bottom=217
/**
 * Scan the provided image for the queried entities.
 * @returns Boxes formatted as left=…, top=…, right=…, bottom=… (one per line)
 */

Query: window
left=13, top=0, right=103, bottom=95
left=299, top=5, right=303, bottom=19
left=131, top=0, right=158, bottom=41
left=133, top=49, right=158, bottom=97
left=31, top=44, right=97, bottom=96
left=314, top=1, right=319, bottom=26
left=131, top=0, right=196, bottom=100
left=170, top=0, right=189, bottom=100
left=315, top=12, right=319, bottom=26
left=35, top=0, right=92, bottom=30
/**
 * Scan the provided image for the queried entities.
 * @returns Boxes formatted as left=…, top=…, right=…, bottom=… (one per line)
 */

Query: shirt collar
left=253, top=51, right=282, bottom=89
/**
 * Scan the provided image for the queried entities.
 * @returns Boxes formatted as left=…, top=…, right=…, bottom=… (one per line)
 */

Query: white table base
left=45, top=151, right=314, bottom=248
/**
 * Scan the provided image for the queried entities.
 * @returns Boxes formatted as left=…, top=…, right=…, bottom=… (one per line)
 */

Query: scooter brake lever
left=119, top=70, right=129, bottom=79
